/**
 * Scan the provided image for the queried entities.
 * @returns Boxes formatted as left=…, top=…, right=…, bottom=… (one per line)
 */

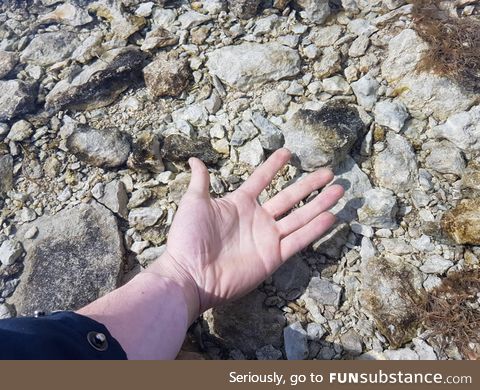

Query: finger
left=280, top=212, right=336, bottom=262
left=263, top=168, right=334, bottom=218
left=238, top=148, right=291, bottom=198
left=276, top=184, right=344, bottom=237
left=187, top=157, right=210, bottom=197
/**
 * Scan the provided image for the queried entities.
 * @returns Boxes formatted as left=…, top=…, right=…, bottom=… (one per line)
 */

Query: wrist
left=143, top=252, right=201, bottom=325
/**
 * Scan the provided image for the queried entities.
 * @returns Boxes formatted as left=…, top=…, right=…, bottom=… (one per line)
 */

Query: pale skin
left=78, top=148, right=345, bottom=359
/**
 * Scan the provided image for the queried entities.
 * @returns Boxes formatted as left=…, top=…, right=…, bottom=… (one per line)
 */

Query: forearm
left=77, top=262, right=197, bottom=360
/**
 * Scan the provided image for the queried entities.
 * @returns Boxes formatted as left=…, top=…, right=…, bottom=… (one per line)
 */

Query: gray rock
left=431, top=106, right=480, bottom=151
left=412, top=338, right=437, bottom=360
left=301, top=276, right=343, bottom=312
left=0, top=50, right=18, bottom=78
left=425, top=141, right=465, bottom=176
left=348, top=34, right=370, bottom=57
left=238, top=137, right=265, bottom=167
left=374, top=133, right=417, bottom=193
left=206, top=43, right=301, bottom=91
left=306, top=323, right=326, bottom=340
left=294, top=0, right=331, bottom=24
left=0, top=154, right=13, bottom=194
left=7, top=119, right=33, bottom=142
left=340, top=329, right=363, bottom=356
left=21, top=32, right=78, bottom=66
left=381, top=238, right=413, bottom=255
left=11, top=202, right=124, bottom=315
left=272, top=255, right=310, bottom=299
left=351, top=74, right=380, bottom=110
left=128, top=207, right=163, bottom=230
left=283, top=102, right=364, bottom=171
left=322, top=75, right=351, bottom=94
left=96, top=180, right=128, bottom=219
left=261, top=90, right=291, bottom=115
left=251, top=113, right=284, bottom=150
left=230, top=121, right=258, bottom=146
left=374, top=100, right=409, bottom=132
left=360, top=236, right=376, bottom=261
left=228, top=0, right=261, bottom=19
left=312, top=222, right=350, bottom=258
left=357, top=188, right=398, bottom=229
left=46, top=46, right=147, bottom=112
left=137, top=245, right=166, bottom=265
left=127, top=188, right=152, bottom=209
left=330, top=156, right=372, bottom=222
left=420, top=255, right=453, bottom=274
left=0, top=303, right=13, bottom=319
left=66, top=125, right=131, bottom=169
left=284, top=322, right=308, bottom=360
left=38, top=2, right=93, bottom=27
left=161, top=134, right=220, bottom=165
left=359, top=256, right=426, bottom=348
left=141, top=26, right=179, bottom=51
left=203, top=289, right=286, bottom=357
left=384, top=348, right=419, bottom=360
left=143, top=53, right=191, bottom=98
left=0, top=80, right=36, bottom=121
left=256, top=345, right=283, bottom=360
left=178, top=10, right=211, bottom=29
left=381, top=29, right=477, bottom=121
left=0, top=240, right=23, bottom=266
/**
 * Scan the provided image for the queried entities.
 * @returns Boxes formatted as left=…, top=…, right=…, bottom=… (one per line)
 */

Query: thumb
left=187, top=157, right=210, bottom=197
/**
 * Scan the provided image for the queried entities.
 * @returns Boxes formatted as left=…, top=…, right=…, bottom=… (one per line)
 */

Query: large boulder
left=10, top=202, right=125, bottom=315
left=206, top=42, right=301, bottom=91
left=46, top=46, right=147, bottom=112
left=283, top=102, right=364, bottom=171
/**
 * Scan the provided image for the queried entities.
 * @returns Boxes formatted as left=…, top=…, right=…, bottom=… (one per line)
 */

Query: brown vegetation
left=410, top=0, right=480, bottom=92
left=419, top=269, right=480, bottom=360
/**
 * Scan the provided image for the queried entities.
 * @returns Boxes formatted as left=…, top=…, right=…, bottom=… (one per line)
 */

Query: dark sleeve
left=0, top=311, right=127, bottom=360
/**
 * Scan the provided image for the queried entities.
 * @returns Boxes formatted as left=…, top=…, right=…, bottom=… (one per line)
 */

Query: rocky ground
left=0, top=0, right=479, bottom=360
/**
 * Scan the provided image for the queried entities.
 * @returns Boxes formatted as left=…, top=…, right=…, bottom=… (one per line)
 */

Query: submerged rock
left=359, top=256, right=426, bottom=348
left=441, top=199, right=480, bottom=245
left=11, top=202, right=124, bottom=315
left=203, top=289, right=285, bottom=357
left=46, top=46, right=147, bottom=112
left=161, top=134, right=220, bottom=165
left=206, top=42, right=301, bottom=90
left=66, top=125, right=131, bottom=169
left=283, top=102, right=364, bottom=171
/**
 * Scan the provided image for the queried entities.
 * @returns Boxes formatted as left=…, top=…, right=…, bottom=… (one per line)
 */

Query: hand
left=147, top=148, right=344, bottom=323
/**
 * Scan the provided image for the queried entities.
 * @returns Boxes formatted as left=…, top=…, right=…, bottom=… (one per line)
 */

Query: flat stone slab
left=10, top=202, right=124, bottom=315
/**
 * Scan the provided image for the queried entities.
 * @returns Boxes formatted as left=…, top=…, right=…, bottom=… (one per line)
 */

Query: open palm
left=152, top=149, right=344, bottom=319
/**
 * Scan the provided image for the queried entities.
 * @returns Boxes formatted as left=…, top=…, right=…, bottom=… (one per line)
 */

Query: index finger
left=238, top=148, right=291, bottom=198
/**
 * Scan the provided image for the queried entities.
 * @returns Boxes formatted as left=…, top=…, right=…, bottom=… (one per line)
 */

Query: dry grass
left=410, top=0, right=480, bottom=92
left=419, top=269, right=480, bottom=360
